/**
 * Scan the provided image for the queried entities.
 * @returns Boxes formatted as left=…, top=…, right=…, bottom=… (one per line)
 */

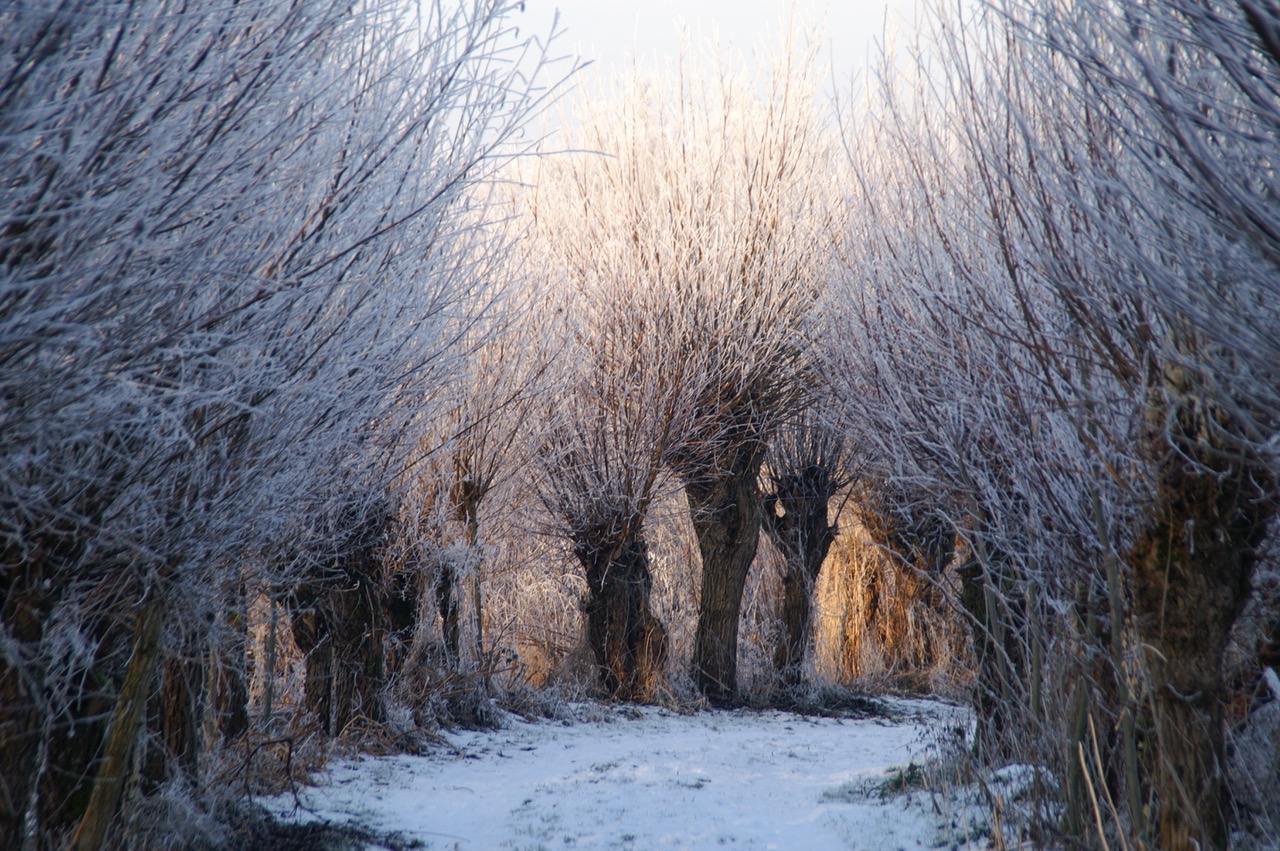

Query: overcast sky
left=515, top=0, right=935, bottom=85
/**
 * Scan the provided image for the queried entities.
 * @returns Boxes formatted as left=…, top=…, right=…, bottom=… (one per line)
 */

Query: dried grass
left=813, top=513, right=972, bottom=697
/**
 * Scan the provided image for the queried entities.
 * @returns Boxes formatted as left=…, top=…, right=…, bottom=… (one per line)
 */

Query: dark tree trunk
left=146, top=615, right=251, bottom=776
left=424, top=480, right=486, bottom=670
left=761, top=465, right=838, bottom=688
left=957, top=546, right=1027, bottom=764
left=41, top=688, right=113, bottom=844
left=72, top=598, right=164, bottom=851
left=286, top=507, right=392, bottom=739
left=382, top=565, right=420, bottom=680
left=212, top=583, right=250, bottom=743
left=452, top=477, right=486, bottom=663
left=289, top=558, right=388, bottom=738
left=578, top=530, right=668, bottom=702
left=774, top=564, right=816, bottom=686
left=289, top=603, right=333, bottom=732
left=327, top=574, right=386, bottom=735
left=434, top=562, right=462, bottom=664
left=0, top=661, right=39, bottom=848
left=1, top=543, right=126, bottom=848
left=687, top=446, right=766, bottom=704
left=1127, top=429, right=1272, bottom=851
left=1, top=554, right=54, bottom=847
left=159, top=635, right=204, bottom=778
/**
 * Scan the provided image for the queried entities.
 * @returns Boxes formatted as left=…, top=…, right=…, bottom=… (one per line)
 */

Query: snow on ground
left=270, top=698, right=988, bottom=850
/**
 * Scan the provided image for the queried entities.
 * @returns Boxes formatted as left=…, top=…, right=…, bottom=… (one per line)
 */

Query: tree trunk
left=774, top=565, right=816, bottom=687
left=2, top=667, right=114, bottom=848
left=687, top=447, right=766, bottom=704
left=1128, top=433, right=1271, bottom=851
left=327, top=573, right=386, bottom=735
left=146, top=615, right=217, bottom=785
left=289, top=603, right=333, bottom=733
left=71, top=597, right=164, bottom=851
left=160, top=638, right=204, bottom=778
left=212, top=583, right=250, bottom=742
left=287, top=513, right=391, bottom=738
left=434, top=561, right=463, bottom=664
left=1, top=545, right=124, bottom=848
left=761, top=468, right=837, bottom=689
left=454, top=482, right=486, bottom=664
left=0, top=663, right=39, bottom=849
left=1, top=557, right=54, bottom=848
left=957, top=547, right=1027, bottom=764
left=290, top=564, right=387, bottom=738
left=578, top=530, right=668, bottom=702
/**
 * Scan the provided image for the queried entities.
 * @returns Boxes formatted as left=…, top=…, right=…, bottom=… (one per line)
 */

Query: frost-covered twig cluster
left=516, top=33, right=843, bottom=703
left=4, top=1, right=1280, bottom=849
left=1, top=0, right=559, bottom=845
left=822, top=1, right=1280, bottom=847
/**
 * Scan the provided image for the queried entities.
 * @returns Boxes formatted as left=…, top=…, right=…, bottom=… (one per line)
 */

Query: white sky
left=515, top=0, right=937, bottom=85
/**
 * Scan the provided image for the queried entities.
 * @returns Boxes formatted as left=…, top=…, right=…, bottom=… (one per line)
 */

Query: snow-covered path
left=273, top=700, right=979, bottom=850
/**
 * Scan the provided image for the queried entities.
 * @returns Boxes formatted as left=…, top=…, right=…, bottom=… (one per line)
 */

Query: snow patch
left=269, top=699, right=983, bottom=849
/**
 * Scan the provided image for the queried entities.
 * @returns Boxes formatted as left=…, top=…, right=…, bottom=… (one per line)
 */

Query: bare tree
left=392, top=258, right=560, bottom=692
left=519, top=159, right=690, bottom=699
left=995, top=2, right=1280, bottom=845
left=825, top=8, right=1146, bottom=834
left=759, top=406, right=852, bottom=690
left=518, top=34, right=840, bottom=702
left=826, top=0, right=1280, bottom=845
left=0, top=1, right=558, bottom=845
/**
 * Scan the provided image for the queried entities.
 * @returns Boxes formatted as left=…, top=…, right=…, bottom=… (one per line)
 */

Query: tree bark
left=1127, top=429, right=1272, bottom=851
left=72, top=597, right=164, bottom=851
left=327, top=574, right=386, bottom=735
left=290, top=562, right=387, bottom=738
left=289, top=603, right=333, bottom=733
left=956, top=546, right=1027, bottom=764
left=1, top=552, right=54, bottom=847
left=287, top=507, right=392, bottom=739
left=687, top=446, right=766, bottom=704
left=761, top=466, right=838, bottom=688
left=434, top=562, right=463, bottom=664
left=578, top=530, right=668, bottom=702
left=774, top=564, right=816, bottom=686
left=212, top=582, right=250, bottom=742
left=160, top=639, right=204, bottom=779
left=1, top=544, right=124, bottom=848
